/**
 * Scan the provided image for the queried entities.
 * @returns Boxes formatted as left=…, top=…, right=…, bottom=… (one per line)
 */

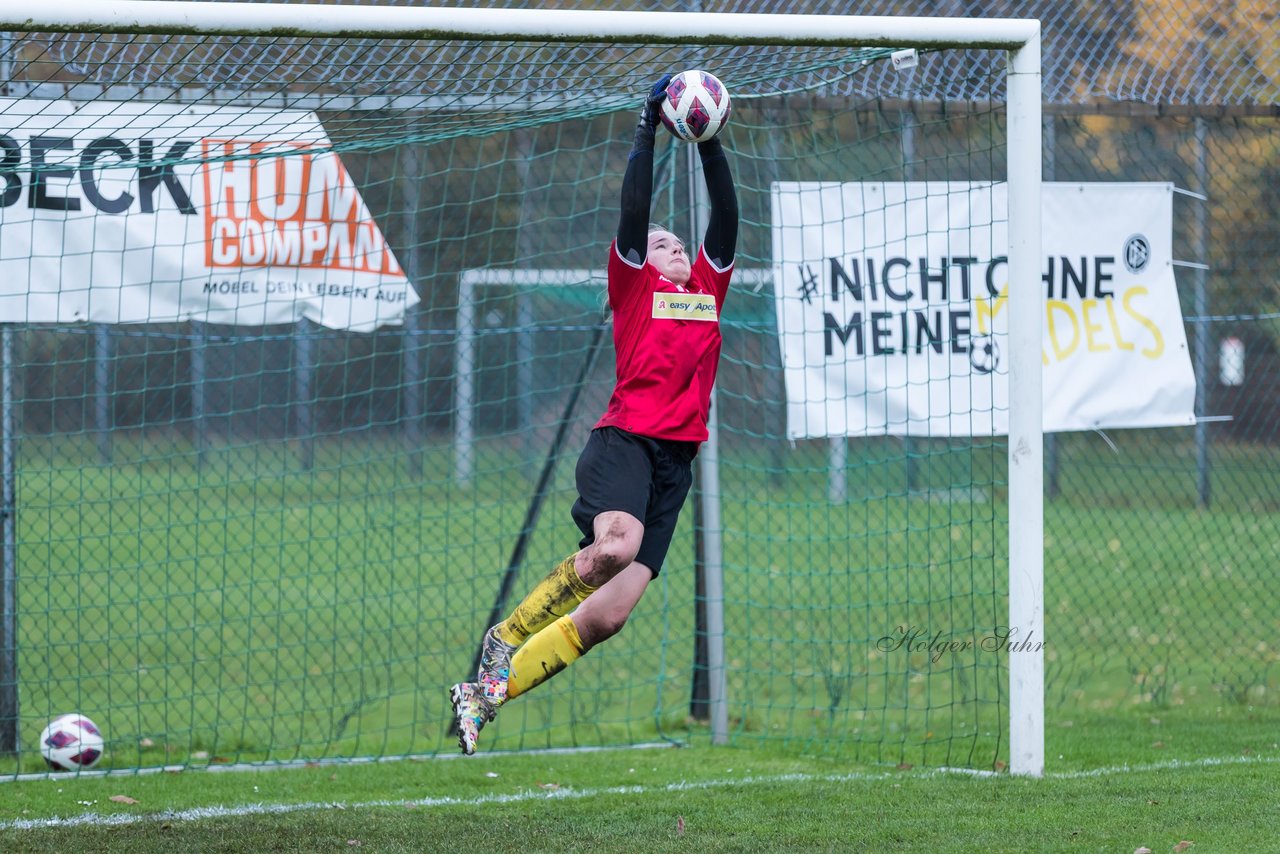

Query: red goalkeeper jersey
left=595, top=240, right=734, bottom=443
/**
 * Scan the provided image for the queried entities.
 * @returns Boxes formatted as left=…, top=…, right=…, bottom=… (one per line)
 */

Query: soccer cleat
left=450, top=681, right=493, bottom=755
left=477, top=625, right=519, bottom=707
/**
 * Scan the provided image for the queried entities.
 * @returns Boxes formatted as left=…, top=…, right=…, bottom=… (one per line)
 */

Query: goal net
left=0, top=5, right=1042, bottom=775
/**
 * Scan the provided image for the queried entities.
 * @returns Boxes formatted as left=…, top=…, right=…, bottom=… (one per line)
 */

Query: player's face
left=647, top=230, right=691, bottom=285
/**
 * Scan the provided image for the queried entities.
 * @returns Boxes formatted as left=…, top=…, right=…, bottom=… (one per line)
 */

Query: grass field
left=3, top=740, right=1278, bottom=852
left=2, top=431, right=1277, bottom=847
left=6, top=433, right=1278, bottom=769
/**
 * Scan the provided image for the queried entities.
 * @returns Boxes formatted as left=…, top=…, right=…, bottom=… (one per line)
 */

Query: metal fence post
left=398, top=142, right=426, bottom=477
left=1193, top=117, right=1211, bottom=508
left=900, top=108, right=917, bottom=493
left=190, top=320, right=208, bottom=464
left=689, top=137, right=728, bottom=743
left=94, top=323, right=112, bottom=463
left=294, top=321, right=315, bottom=471
left=515, top=129, right=538, bottom=467
left=0, top=326, right=18, bottom=755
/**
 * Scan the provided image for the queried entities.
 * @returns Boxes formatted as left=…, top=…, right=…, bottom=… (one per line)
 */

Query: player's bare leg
left=565, top=561, right=653, bottom=650
left=474, top=511, right=640, bottom=713
left=504, top=563, right=653, bottom=702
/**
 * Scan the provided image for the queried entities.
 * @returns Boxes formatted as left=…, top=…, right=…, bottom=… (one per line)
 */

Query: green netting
left=0, top=22, right=1018, bottom=774
left=1, top=11, right=1276, bottom=781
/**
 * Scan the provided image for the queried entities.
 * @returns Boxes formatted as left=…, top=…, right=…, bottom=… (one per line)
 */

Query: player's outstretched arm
left=617, top=73, right=672, bottom=266
left=697, top=137, right=738, bottom=271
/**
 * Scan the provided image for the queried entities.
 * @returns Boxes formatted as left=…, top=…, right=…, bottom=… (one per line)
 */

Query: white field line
left=0, top=741, right=680, bottom=784
left=3, top=752, right=1276, bottom=832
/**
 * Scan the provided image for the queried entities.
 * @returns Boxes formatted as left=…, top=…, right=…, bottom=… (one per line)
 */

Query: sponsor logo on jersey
left=652, top=291, right=717, bottom=321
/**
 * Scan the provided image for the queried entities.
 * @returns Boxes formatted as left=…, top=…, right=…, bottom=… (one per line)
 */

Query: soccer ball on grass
left=659, top=70, right=731, bottom=143
left=39, top=713, right=104, bottom=771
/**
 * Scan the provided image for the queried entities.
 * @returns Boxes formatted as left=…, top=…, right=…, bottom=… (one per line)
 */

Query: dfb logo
left=1123, top=234, right=1150, bottom=274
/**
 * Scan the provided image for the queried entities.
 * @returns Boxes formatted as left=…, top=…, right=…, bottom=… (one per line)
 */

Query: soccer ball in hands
left=39, top=713, right=104, bottom=771
left=659, top=70, right=731, bottom=143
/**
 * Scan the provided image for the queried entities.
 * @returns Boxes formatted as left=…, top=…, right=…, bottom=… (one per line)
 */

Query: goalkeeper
left=450, top=73, right=738, bottom=755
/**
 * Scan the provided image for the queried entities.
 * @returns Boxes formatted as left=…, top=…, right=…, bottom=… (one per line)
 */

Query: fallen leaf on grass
left=536, top=782, right=561, bottom=790
left=993, top=760, right=1008, bottom=772
left=109, top=795, right=139, bottom=805
left=677, top=815, right=685, bottom=836
left=1172, top=843, right=1194, bottom=852
left=895, top=763, right=913, bottom=771
left=346, top=840, right=361, bottom=847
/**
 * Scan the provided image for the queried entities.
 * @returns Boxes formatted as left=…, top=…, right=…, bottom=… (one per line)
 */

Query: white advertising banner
left=0, top=98, right=417, bottom=331
left=772, top=181, right=1196, bottom=438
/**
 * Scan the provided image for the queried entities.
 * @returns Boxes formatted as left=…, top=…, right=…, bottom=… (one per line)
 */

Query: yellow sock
left=494, top=554, right=597, bottom=647
left=507, top=615, right=585, bottom=701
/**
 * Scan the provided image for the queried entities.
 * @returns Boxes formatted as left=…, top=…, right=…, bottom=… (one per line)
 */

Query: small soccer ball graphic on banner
left=660, top=70, right=731, bottom=143
left=39, top=713, right=105, bottom=771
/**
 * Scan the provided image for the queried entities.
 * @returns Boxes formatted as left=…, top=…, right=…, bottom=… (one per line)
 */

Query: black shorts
left=571, top=426, right=697, bottom=577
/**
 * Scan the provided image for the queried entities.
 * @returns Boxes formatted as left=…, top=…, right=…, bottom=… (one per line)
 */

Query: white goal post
left=0, top=1, right=1044, bottom=775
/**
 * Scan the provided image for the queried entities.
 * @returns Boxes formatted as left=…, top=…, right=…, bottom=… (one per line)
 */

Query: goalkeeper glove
left=639, top=73, right=674, bottom=131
